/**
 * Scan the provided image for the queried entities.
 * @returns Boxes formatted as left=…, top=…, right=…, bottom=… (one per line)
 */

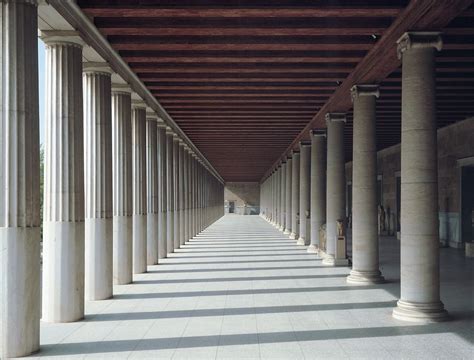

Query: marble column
left=146, top=108, right=159, bottom=265
left=290, top=151, right=300, bottom=240
left=275, top=166, right=281, bottom=228
left=298, top=142, right=311, bottom=245
left=323, top=113, right=348, bottom=266
left=166, top=128, right=175, bottom=254
left=157, top=122, right=167, bottom=259
left=132, top=100, right=147, bottom=274
left=83, top=62, right=113, bottom=299
left=308, top=130, right=326, bottom=254
left=348, top=85, right=385, bottom=284
left=393, top=32, right=447, bottom=322
left=42, top=33, right=85, bottom=322
left=284, top=156, right=292, bottom=235
left=179, top=143, right=186, bottom=246
left=279, top=161, right=286, bottom=231
left=183, top=147, right=190, bottom=243
left=173, top=135, right=180, bottom=250
left=0, top=1, right=40, bottom=356
left=111, top=84, right=133, bottom=285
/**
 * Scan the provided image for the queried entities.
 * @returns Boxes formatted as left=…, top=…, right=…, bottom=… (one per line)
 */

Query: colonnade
left=261, top=31, right=448, bottom=323
left=0, top=1, right=224, bottom=357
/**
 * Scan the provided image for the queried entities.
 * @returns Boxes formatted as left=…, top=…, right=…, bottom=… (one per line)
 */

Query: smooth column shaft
left=309, top=132, right=326, bottom=253
left=284, top=158, right=292, bottom=234
left=83, top=68, right=113, bottom=300
left=279, top=162, right=286, bottom=231
left=394, top=32, right=447, bottom=322
left=112, top=90, right=133, bottom=285
left=0, top=1, right=40, bottom=356
left=298, top=144, right=311, bottom=245
left=324, top=117, right=346, bottom=264
left=290, top=152, right=300, bottom=239
left=42, top=41, right=85, bottom=322
left=132, top=106, right=147, bottom=274
left=348, top=86, right=384, bottom=283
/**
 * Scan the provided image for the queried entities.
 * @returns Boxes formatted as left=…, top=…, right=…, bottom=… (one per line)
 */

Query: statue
left=336, top=219, right=345, bottom=237
left=319, top=223, right=326, bottom=251
left=378, top=205, right=386, bottom=234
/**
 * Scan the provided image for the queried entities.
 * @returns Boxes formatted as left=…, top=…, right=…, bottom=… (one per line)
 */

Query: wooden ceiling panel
left=78, top=0, right=474, bottom=182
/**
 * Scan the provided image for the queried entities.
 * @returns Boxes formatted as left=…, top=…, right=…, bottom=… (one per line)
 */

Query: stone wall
left=224, top=182, right=260, bottom=215
left=345, top=117, right=474, bottom=248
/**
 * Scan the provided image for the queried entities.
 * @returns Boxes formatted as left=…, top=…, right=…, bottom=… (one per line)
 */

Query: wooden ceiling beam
left=262, top=0, right=473, bottom=180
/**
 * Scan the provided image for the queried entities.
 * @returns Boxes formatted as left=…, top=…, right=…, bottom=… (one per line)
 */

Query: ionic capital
left=396, top=32, right=443, bottom=60
left=325, top=112, right=346, bottom=125
left=310, top=128, right=326, bottom=137
left=350, top=84, right=380, bottom=102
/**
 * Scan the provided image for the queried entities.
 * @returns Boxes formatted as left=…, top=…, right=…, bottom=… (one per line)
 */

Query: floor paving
left=29, top=215, right=473, bottom=359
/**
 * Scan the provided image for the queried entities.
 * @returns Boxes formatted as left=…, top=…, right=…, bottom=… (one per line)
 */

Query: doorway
left=461, top=166, right=474, bottom=243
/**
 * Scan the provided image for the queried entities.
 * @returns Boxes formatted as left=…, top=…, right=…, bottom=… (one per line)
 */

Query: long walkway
left=34, top=215, right=472, bottom=359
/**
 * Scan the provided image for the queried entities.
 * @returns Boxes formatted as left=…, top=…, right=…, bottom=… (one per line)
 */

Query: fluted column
left=279, top=161, right=286, bottom=231
left=393, top=32, right=447, bottom=322
left=111, top=85, right=133, bottom=285
left=42, top=33, right=85, bottom=322
left=298, top=142, right=311, bottom=245
left=83, top=62, right=113, bottom=300
left=348, top=85, right=385, bottom=284
left=166, top=128, right=175, bottom=254
left=323, top=113, right=348, bottom=266
left=157, top=122, right=167, bottom=259
left=290, top=151, right=300, bottom=239
left=146, top=108, right=159, bottom=265
left=173, top=135, right=180, bottom=250
left=308, top=130, right=326, bottom=254
left=284, top=156, right=292, bottom=235
left=132, top=100, right=147, bottom=274
left=0, top=1, right=40, bottom=356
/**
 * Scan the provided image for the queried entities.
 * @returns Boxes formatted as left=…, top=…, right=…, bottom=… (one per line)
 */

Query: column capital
left=131, top=99, right=146, bottom=110
left=286, top=155, right=292, bottom=160
left=39, top=30, right=84, bottom=48
left=299, top=140, right=311, bottom=148
left=396, top=32, right=443, bottom=59
left=292, top=149, right=300, bottom=155
left=165, top=126, right=173, bottom=134
left=310, top=128, right=326, bottom=137
left=325, top=112, right=346, bottom=125
left=350, top=84, right=380, bottom=102
left=83, top=62, right=112, bottom=75
left=111, top=83, right=132, bottom=94
left=156, top=118, right=167, bottom=128
left=146, top=106, right=158, bottom=119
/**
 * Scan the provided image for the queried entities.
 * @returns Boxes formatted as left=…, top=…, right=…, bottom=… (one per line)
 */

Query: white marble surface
left=30, top=215, right=473, bottom=359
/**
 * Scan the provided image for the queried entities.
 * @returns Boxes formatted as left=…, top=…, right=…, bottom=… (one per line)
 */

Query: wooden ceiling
left=79, top=0, right=474, bottom=182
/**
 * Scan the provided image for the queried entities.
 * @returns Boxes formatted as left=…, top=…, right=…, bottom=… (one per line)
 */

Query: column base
left=392, top=300, right=448, bottom=323
left=307, top=244, right=319, bottom=254
left=278, top=225, right=285, bottom=232
left=321, top=252, right=349, bottom=266
left=289, top=232, right=297, bottom=240
left=296, top=237, right=308, bottom=246
left=347, top=270, right=385, bottom=285
left=283, top=228, right=291, bottom=235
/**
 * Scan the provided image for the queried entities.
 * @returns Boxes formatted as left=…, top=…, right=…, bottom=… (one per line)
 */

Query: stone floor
left=30, top=215, right=473, bottom=359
